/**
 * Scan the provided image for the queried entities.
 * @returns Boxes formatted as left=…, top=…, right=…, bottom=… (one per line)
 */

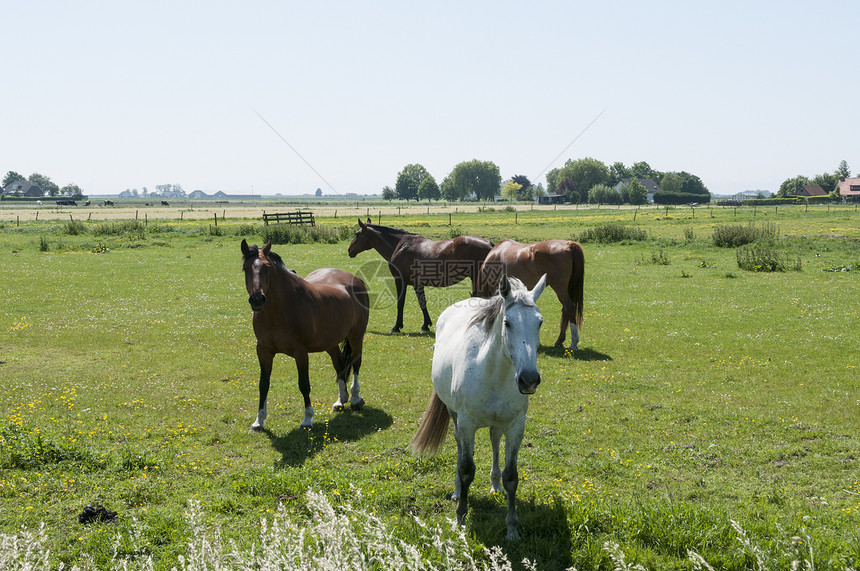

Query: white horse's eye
left=504, top=319, right=511, bottom=328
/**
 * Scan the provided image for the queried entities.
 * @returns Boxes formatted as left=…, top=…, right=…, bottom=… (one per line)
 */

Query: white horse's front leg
left=489, top=426, right=503, bottom=494
left=503, top=415, right=527, bottom=541
left=451, top=413, right=462, bottom=500
left=568, top=322, right=580, bottom=351
left=332, top=378, right=349, bottom=412
left=349, top=372, right=365, bottom=410
left=251, top=406, right=267, bottom=432
left=300, top=406, right=314, bottom=429
left=454, top=417, right=477, bottom=525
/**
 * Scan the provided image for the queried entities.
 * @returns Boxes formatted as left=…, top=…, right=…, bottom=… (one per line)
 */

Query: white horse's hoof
left=250, top=424, right=264, bottom=433
left=505, top=529, right=521, bottom=541
left=350, top=398, right=365, bottom=411
left=332, top=402, right=344, bottom=412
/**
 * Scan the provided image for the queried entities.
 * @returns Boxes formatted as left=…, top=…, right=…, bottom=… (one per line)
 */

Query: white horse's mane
left=469, top=277, right=535, bottom=334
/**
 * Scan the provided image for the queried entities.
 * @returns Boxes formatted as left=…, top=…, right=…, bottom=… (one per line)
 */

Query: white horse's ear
left=531, top=274, right=548, bottom=302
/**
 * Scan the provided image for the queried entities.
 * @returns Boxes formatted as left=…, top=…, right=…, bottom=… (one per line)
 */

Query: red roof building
left=837, top=177, right=860, bottom=200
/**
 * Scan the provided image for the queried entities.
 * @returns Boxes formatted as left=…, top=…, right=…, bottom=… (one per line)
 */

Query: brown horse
left=347, top=220, right=493, bottom=333
left=241, top=239, right=370, bottom=430
left=478, top=239, right=584, bottom=350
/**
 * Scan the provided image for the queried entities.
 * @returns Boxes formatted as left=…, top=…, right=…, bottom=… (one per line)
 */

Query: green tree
left=417, top=176, right=440, bottom=201
left=556, top=157, right=609, bottom=203
left=659, top=172, right=683, bottom=194
left=609, top=162, right=629, bottom=186
left=501, top=181, right=523, bottom=202
left=676, top=172, right=708, bottom=195
left=778, top=175, right=810, bottom=197
left=3, top=170, right=26, bottom=187
left=60, top=184, right=84, bottom=199
left=812, top=172, right=838, bottom=194
left=29, top=173, right=59, bottom=197
left=837, top=160, right=851, bottom=179
left=440, top=175, right=458, bottom=201
left=450, top=159, right=501, bottom=201
left=627, top=179, right=648, bottom=205
left=381, top=185, right=396, bottom=201
left=587, top=183, right=620, bottom=204
left=557, top=178, right=580, bottom=203
left=545, top=168, right=560, bottom=195
left=510, top=174, right=533, bottom=199
left=395, top=164, right=431, bottom=201
left=629, top=161, right=660, bottom=183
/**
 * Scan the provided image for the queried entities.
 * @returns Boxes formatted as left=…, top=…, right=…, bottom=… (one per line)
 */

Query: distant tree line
left=119, top=184, right=185, bottom=198
left=383, top=157, right=711, bottom=205
left=2, top=170, right=83, bottom=199
left=776, top=160, right=853, bottom=199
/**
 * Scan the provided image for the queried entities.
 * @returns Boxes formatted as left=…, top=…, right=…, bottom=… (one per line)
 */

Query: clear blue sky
left=3, top=1, right=857, bottom=197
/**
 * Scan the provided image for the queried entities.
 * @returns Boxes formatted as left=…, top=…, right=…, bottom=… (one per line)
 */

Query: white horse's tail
left=409, top=391, right=450, bottom=457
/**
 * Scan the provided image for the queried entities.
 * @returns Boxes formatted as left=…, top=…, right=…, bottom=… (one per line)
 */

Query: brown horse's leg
left=415, top=284, right=432, bottom=331
left=251, top=346, right=274, bottom=432
left=392, top=276, right=406, bottom=333
left=327, top=347, right=349, bottom=413
left=348, top=350, right=364, bottom=410
left=294, top=352, right=314, bottom=429
left=555, top=314, right=569, bottom=348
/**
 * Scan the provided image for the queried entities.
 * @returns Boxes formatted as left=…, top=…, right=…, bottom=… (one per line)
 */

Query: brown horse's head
left=347, top=219, right=373, bottom=258
left=241, top=239, right=274, bottom=311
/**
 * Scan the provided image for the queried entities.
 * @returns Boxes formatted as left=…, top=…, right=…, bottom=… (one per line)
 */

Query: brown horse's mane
left=366, top=223, right=416, bottom=237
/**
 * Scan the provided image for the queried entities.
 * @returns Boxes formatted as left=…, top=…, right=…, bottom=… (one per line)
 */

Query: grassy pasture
left=0, top=204, right=858, bottom=569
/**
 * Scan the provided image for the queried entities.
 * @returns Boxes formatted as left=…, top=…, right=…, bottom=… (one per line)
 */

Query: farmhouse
left=615, top=178, right=660, bottom=202
left=2, top=180, right=44, bottom=197
left=796, top=184, right=827, bottom=198
left=837, top=177, right=860, bottom=201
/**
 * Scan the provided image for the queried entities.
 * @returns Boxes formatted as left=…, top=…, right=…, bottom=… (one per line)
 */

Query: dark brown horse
left=478, top=239, right=584, bottom=350
left=241, top=239, right=370, bottom=430
left=347, top=220, right=493, bottom=333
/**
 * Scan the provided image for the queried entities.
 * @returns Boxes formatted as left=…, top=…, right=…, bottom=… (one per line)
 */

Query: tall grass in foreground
left=1, top=491, right=847, bottom=571
left=576, top=223, right=648, bottom=243
left=736, top=247, right=802, bottom=272
left=261, top=224, right=354, bottom=245
left=712, top=222, right=778, bottom=248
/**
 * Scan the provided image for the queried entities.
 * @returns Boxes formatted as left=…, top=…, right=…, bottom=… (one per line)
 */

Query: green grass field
left=1, top=204, right=858, bottom=569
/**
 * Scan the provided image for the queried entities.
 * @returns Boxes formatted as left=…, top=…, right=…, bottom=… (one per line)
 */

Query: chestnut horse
left=241, top=239, right=369, bottom=430
left=478, top=239, right=584, bottom=350
left=347, top=220, right=493, bottom=333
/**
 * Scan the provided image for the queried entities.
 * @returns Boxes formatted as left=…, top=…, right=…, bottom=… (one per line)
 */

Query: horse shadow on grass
left=265, top=406, right=393, bottom=467
left=368, top=329, right=437, bottom=340
left=539, top=345, right=613, bottom=361
left=467, top=494, right=574, bottom=570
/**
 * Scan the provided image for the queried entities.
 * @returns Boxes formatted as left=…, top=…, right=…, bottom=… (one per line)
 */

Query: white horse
left=410, top=274, right=547, bottom=541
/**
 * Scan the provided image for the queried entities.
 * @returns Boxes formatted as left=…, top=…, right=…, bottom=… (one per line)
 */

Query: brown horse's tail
left=339, top=339, right=355, bottom=380
left=568, top=241, right=585, bottom=330
left=409, top=391, right=450, bottom=457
